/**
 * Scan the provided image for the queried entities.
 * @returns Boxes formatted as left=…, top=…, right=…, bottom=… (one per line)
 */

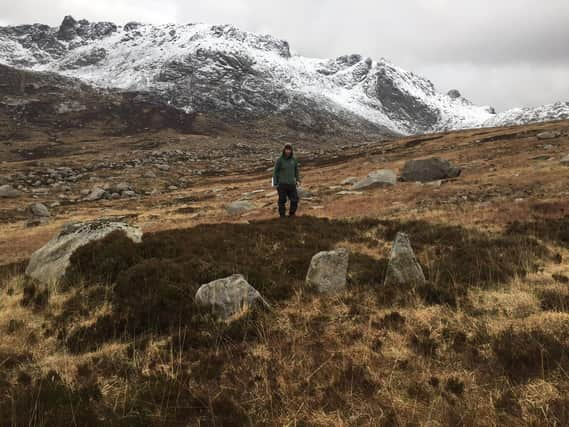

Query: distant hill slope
left=1, top=16, right=568, bottom=136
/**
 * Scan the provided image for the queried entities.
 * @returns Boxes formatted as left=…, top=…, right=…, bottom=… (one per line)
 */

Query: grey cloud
left=1, top=0, right=568, bottom=111
left=0, top=0, right=176, bottom=26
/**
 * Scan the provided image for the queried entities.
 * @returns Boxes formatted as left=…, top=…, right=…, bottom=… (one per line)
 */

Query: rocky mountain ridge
left=1, top=16, right=568, bottom=136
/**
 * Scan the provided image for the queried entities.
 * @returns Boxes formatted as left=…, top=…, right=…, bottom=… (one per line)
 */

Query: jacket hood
left=282, top=143, right=294, bottom=157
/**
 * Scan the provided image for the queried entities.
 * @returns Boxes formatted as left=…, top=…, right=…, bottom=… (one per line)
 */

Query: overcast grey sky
left=1, top=0, right=568, bottom=111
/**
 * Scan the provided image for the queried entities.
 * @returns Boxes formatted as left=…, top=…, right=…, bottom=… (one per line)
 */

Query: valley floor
left=1, top=120, right=569, bottom=425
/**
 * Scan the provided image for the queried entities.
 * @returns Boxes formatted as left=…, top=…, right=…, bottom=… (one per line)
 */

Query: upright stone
left=384, top=233, right=426, bottom=289
left=306, top=248, right=349, bottom=294
left=195, top=274, right=269, bottom=321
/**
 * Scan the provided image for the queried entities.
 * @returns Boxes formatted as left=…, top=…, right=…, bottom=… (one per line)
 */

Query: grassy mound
left=493, top=314, right=569, bottom=379
left=57, top=216, right=549, bottom=352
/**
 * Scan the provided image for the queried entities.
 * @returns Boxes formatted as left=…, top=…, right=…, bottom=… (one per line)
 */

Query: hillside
left=1, top=119, right=569, bottom=425
left=2, top=16, right=569, bottom=137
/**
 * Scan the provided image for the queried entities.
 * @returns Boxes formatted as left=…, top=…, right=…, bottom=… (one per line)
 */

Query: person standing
left=272, top=143, right=300, bottom=217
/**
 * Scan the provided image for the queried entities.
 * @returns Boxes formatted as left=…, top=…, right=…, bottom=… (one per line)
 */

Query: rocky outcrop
left=306, top=248, right=349, bottom=294
left=447, top=89, right=461, bottom=99
left=384, top=233, right=426, bottom=290
left=352, top=169, right=396, bottom=190
left=195, top=274, right=270, bottom=321
left=400, top=157, right=461, bottom=182
left=57, top=15, right=79, bottom=41
left=25, top=219, right=142, bottom=284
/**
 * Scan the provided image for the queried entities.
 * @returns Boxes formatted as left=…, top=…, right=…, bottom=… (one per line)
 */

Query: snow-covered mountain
left=1, top=16, right=568, bottom=136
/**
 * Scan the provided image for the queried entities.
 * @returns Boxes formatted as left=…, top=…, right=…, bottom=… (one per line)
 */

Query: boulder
left=537, top=131, right=561, bottom=140
left=352, top=169, right=397, bottom=190
left=25, top=219, right=143, bottom=285
left=29, top=202, right=50, bottom=218
left=195, top=274, right=269, bottom=321
left=84, top=187, right=106, bottom=201
left=384, top=233, right=426, bottom=289
left=225, top=201, right=255, bottom=215
left=306, top=248, right=349, bottom=294
left=113, top=182, right=132, bottom=192
left=561, top=155, right=569, bottom=166
left=400, top=157, right=461, bottom=182
left=0, top=184, right=22, bottom=198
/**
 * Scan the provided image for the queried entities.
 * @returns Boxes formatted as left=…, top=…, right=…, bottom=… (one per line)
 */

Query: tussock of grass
left=537, top=284, right=569, bottom=312
left=21, top=280, right=49, bottom=310
left=0, top=370, right=102, bottom=427
left=493, top=314, right=569, bottom=380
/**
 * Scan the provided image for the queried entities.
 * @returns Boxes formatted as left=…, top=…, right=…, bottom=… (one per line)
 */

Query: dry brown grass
left=1, top=120, right=569, bottom=425
left=1, top=212, right=568, bottom=425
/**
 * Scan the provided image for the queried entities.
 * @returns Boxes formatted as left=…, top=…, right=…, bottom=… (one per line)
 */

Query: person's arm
left=272, top=158, right=281, bottom=186
left=295, top=159, right=300, bottom=185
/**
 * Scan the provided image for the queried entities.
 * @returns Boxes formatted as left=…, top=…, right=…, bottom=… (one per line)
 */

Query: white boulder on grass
left=25, top=219, right=143, bottom=285
left=195, top=274, right=270, bottom=321
left=537, top=131, right=561, bottom=140
left=306, top=248, right=349, bottom=294
left=352, top=169, right=397, bottom=190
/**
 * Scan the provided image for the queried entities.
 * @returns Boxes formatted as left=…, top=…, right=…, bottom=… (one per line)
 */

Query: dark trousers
left=277, top=183, right=298, bottom=216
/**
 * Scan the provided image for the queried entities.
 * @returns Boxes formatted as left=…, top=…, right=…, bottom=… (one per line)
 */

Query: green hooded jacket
left=273, top=154, right=300, bottom=186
